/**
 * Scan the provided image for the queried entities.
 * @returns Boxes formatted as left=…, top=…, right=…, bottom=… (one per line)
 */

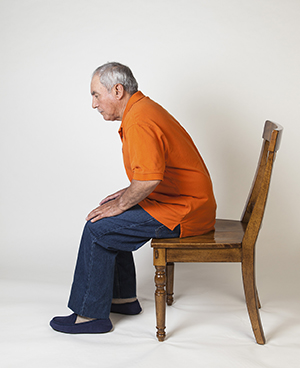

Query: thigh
left=85, top=205, right=180, bottom=252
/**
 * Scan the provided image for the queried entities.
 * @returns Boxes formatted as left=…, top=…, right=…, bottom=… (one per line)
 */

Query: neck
left=118, top=92, right=132, bottom=120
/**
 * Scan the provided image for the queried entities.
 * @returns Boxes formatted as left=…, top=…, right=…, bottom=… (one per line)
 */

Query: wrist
left=117, top=192, right=130, bottom=212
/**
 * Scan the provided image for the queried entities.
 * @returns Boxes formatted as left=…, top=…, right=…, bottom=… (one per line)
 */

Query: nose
left=92, top=96, right=98, bottom=109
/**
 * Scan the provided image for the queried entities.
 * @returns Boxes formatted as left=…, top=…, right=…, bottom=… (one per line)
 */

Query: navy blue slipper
left=50, top=313, right=112, bottom=334
left=110, top=300, right=142, bottom=315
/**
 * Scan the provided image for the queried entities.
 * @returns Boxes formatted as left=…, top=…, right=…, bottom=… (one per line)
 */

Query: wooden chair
left=151, top=120, right=283, bottom=344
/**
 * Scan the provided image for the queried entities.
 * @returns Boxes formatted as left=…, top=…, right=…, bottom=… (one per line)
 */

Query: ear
left=113, top=84, right=125, bottom=100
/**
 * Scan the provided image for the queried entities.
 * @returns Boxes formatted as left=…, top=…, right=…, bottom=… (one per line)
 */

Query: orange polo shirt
left=119, top=91, right=216, bottom=237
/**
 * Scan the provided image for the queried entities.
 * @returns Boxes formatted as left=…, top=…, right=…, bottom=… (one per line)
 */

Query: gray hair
left=93, top=62, right=138, bottom=95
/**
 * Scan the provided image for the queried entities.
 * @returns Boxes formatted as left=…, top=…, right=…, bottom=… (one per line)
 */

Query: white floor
left=1, top=263, right=299, bottom=368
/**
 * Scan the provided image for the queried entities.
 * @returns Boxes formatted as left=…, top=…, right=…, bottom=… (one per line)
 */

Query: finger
left=86, top=207, right=101, bottom=221
left=99, top=198, right=110, bottom=205
left=99, top=195, right=118, bottom=206
left=87, top=212, right=104, bottom=222
left=90, top=214, right=105, bottom=223
left=99, top=196, right=109, bottom=205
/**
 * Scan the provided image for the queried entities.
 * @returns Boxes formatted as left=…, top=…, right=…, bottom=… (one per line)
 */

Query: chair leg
left=166, top=263, right=174, bottom=306
left=154, top=265, right=166, bottom=341
left=256, top=287, right=262, bottom=309
left=242, top=261, right=266, bottom=344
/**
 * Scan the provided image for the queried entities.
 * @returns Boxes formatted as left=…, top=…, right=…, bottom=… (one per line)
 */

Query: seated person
left=50, top=62, right=216, bottom=334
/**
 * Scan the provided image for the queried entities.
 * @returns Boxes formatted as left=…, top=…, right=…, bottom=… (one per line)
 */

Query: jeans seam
left=155, top=224, right=166, bottom=238
left=79, top=237, right=96, bottom=316
left=113, top=260, right=121, bottom=299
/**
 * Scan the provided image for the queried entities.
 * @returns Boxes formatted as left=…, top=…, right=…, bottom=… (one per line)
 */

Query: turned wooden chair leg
left=242, top=261, right=266, bottom=344
left=155, top=265, right=167, bottom=341
left=166, top=263, right=175, bottom=306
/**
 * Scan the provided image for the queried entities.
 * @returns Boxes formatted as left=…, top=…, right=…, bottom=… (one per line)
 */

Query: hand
left=86, top=179, right=160, bottom=223
left=86, top=187, right=128, bottom=223
left=86, top=197, right=124, bottom=223
left=99, top=188, right=127, bottom=206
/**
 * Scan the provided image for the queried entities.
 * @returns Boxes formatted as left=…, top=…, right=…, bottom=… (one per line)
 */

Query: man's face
left=91, top=75, right=121, bottom=121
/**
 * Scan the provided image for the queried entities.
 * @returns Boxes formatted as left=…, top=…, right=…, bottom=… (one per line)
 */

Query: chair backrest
left=241, top=121, right=283, bottom=248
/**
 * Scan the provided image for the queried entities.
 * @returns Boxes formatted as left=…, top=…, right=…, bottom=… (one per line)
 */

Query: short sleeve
left=124, top=123, right=166, bottom=181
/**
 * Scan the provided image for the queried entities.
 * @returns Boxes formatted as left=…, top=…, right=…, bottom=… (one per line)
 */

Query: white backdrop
left=1, top=0, right=299, bottom=297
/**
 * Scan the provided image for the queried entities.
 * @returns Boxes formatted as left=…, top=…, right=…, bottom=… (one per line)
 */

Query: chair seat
left=152, top=219, right=246, bottom=263
left=152, top=219, right=246, bottom=249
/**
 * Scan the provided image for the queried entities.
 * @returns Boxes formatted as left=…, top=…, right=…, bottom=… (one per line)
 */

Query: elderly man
left=50, top=62, right=216, bottom=334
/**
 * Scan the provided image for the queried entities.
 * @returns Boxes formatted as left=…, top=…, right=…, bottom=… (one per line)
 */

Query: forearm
left=118, top=179, right=160, bottom=211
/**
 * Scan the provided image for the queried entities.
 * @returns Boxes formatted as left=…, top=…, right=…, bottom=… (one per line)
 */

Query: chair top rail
left=263, top=120, right=283, bottom=152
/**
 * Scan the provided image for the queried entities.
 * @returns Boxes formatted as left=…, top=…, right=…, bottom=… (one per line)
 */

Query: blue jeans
left=68, top=205, right=180, bottom=319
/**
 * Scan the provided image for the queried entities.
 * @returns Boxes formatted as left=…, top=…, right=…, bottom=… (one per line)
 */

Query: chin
left=102, top=116, right=113, bottom=121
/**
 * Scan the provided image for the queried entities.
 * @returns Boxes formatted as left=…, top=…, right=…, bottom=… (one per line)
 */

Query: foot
left=50, top=313, right=113, bottom=334
left=75, top=315, right=96, bottom=324
left=110, top=299, right=142, bottom=315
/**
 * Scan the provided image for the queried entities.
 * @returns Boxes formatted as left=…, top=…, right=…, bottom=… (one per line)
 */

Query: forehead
left=90, top=75, right=108, bottom=95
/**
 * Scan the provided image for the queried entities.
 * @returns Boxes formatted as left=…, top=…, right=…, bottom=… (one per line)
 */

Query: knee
left=84, top=217, right=110, bottom=239
left=84, top=219, right=100, bottom=234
